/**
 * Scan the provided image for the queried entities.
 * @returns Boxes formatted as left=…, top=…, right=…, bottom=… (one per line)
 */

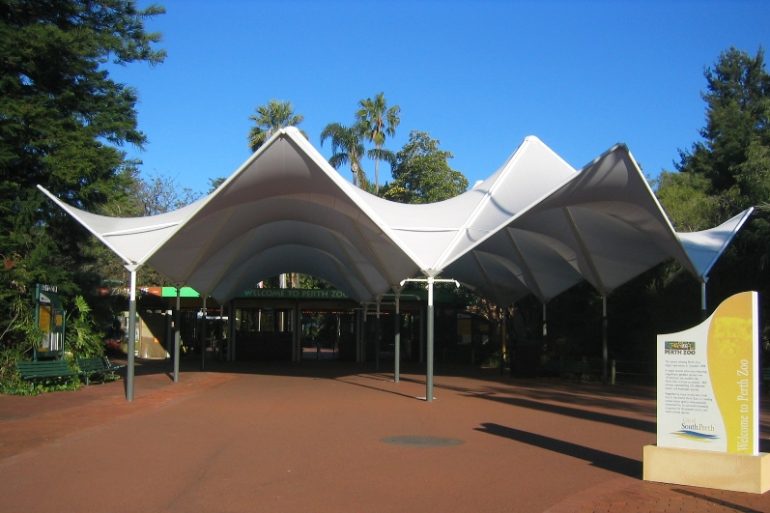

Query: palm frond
left=367, top=148, right=396, bottom=166
left=248, top=99, right=305, bottom=151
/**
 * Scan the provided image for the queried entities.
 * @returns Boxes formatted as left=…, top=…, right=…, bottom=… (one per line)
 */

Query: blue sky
left=109, top=0, right=770, bottom=195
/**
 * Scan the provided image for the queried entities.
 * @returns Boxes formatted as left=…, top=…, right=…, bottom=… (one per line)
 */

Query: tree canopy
left=655, top=46, right=769, bottom=345
left=356, top=92, right=400, bottom=194
left=382, top=131, right=468, bottom=204
left=0, top=0, right=165, bottom=350
left=248, top=99, right=306, bottom=152
left=669, top=47, right=770, bottom=221
left=319, top=122, right=368, bottom=188
left=321, top=93, right=400, bottom=193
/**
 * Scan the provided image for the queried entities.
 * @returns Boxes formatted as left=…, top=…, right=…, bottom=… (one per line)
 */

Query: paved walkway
left=0, top=359, right=768, bottom=513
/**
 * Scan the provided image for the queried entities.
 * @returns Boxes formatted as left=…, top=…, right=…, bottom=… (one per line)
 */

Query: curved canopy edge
left=39, top=129, right=751, bottom=305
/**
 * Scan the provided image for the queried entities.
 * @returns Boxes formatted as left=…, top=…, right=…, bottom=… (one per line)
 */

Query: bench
left=77, top=357, right=125, bottom=384
left=17, top=359, right=78, bottom=383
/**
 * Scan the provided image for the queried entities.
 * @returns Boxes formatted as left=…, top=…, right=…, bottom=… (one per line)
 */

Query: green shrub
left=0, top=295, right=38, bottom=394
left=66, top=295, right=104, bottom=358
left=0, top=295, right=86, bottom=395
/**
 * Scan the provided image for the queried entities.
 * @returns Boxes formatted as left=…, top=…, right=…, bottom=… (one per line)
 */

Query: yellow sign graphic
left=707, top=292, right=756, bottom=455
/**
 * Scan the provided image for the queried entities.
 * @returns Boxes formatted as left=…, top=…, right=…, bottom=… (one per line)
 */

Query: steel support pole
left=601, top=295, right=608, bottom=384
left=499, top=307, right=506, bottom=375
left=126, top=268, right=137, bottom=401
left=375, top=297, right=381, bottom=372
left=278, top=273, right=286, bottom=332
left=419, top=306, right=425, bottom=364
left=335, top=314, right=340, bottom=358
left=357, top=308, right=364, bottom=363
left=394, top=290, right=400, bottom=383
left=700, top=279, right=708, bottom=320
left=228, top=300, right=236, bottom=362
left=295, top=302, right=302, bottom=363
left=291, top=305, right=297, bottom=362
left=401, top=276, right=458, bottom=403
left=362, top=303, right=368, bottom=363
left=200, top=296, right=207, bottom=371
left=354, top=309, right=360, bottom=363
left=173, top=289, right=180, bottom=383
left=426, top=277, right=435, bottom=402
left=501, top=308, right=507, bottom=376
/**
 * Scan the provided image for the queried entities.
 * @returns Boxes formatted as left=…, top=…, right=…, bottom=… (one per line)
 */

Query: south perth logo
left=674, top=419, right=719, bottom=442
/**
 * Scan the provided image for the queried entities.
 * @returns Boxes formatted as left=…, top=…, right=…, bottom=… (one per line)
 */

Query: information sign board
left=656, top=291, right=759, bottom=455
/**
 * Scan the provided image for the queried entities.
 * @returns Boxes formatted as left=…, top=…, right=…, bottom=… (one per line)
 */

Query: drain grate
left=381, top=435, right=464, bottom=447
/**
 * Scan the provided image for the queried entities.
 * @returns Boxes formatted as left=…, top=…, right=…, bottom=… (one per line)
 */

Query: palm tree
left=356, top=92, right=400, bottom=194
left=248, top=99, right=306, bottom=152
left=320, top=122, right=368, bottom=189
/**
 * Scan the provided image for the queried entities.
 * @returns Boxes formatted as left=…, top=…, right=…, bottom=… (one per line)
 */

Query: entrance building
left=131, top=286, right=481, bottom=366
left=41, top=128, right=751, bottom=401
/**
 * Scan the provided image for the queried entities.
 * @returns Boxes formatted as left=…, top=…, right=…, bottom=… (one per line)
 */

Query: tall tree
left=0, top=1, right=165, bottom=348
left=356, top=92, right=400, bottom=194
left=383, top=131, right=468, bottom=204
left=676, top=47, right=770, bottom=216
left=655, top=171, right=720, bottom=231
left=134, top=173, right=200, bottom=216
left=248, top=99, right=306, bottom=152
left=657, top=47, right=770, bottom=347
left=320, top=122, right=367, bottom=188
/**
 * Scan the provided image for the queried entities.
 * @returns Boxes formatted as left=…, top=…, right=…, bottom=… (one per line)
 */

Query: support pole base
left=643, top=445, right=770, bottom=494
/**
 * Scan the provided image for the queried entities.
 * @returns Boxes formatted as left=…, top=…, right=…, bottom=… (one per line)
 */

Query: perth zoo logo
left=674, top=418, right=718, bottom=442
left=664, top=340, right=696, bottom=355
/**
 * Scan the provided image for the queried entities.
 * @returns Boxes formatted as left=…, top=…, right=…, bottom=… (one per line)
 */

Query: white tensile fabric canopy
left=38, top=127, right=751, bottom=303
left=443, top=144, right=705, bottom=305
left=39, top=127, right=754, bottom=402
left=677, top=207, right=754, bottom=281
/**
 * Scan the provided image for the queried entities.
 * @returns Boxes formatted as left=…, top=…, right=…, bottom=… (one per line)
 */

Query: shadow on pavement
left=475, top=422, right=642, bottom=478
left=673, top=488, right=766, bottom=513
left=334, top=377, right=423, bottom=400
left=475, top=394, right=656, bottom=433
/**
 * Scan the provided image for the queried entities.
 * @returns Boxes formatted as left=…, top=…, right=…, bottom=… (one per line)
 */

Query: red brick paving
left=0, top=359, right=768, bottom=513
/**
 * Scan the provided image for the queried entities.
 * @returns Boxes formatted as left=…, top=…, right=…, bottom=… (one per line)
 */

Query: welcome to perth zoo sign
left=656, top=291, right=759, bottom=455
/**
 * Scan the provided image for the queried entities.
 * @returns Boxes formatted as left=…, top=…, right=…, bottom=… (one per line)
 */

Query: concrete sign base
left=643, top=445, right=770, bottom=494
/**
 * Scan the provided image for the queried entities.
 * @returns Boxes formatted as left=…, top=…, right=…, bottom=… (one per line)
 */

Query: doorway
left=301, top=311, right=355, bottom=361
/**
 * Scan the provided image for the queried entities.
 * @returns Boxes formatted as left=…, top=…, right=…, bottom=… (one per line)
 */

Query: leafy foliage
left=133, top=173, right=200, bottom=216
left=0, top=288, right=39, bottom=394
left=0, top=1, right=165, bottom=387
left=320, top=122, right=368, bottom=188
left=356, top=92, right=400, bottom=194
left=322, top=93, right=400, bottom=193
left=674, top=47, right=770, bottom=216
left=208, top=176, right=226, bottom=193
left=382, top=131, right=468, bottom=204
left=655, top=171, right=720, bottom=231
left=247, top=99, right=306, bottom=152
left=655, top=47, right=770, bottom=350
left=66, top=295, right=104, bottom=358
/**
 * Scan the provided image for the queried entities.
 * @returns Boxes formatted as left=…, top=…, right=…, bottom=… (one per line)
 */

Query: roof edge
left=37, top=185, right=134, bottom=266
left=432, top=136, right=537, bottom=271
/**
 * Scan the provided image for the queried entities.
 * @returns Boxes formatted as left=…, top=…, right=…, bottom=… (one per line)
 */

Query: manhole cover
left=381, top=435, right=464, bottom=447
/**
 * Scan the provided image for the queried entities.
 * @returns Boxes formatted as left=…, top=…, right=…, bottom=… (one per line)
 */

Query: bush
left=66, top=295, right=104, bottom=359
left=0, top=295, right=91, bottom=395
left=0, top=294, right=38, bottom=394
